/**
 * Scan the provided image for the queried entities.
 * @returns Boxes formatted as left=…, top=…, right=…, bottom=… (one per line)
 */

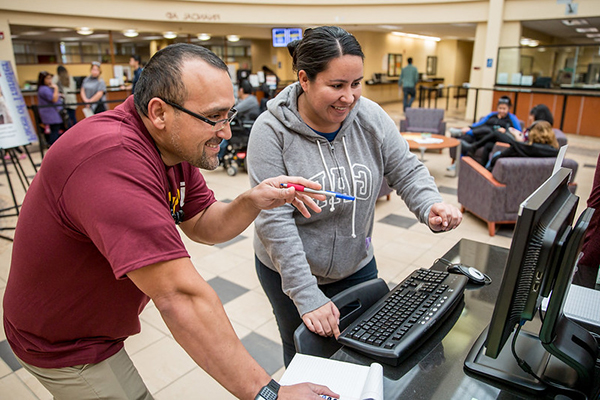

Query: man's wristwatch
left=254, top=379, right=280, bottom=400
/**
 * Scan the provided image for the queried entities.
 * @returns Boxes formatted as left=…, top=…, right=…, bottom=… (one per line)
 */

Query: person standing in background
left=54, top=65, right=77, bottom=128
left=129, top=55, right=143, bottom=94
left=81, top=61, right=107, bottom=115
left=37, top=71, right=63, bottom=146
left=398, top=57, right=419, bottom=112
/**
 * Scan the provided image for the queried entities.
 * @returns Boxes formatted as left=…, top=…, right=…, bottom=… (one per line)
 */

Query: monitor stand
left=464, top=326, right=579, bottom=395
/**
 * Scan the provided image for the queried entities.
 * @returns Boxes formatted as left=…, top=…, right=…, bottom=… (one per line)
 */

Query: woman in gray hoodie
left=247, top=26, right=462, bottom=366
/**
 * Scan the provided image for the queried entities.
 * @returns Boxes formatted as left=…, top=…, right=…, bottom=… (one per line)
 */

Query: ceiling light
left=391, top=31, right=440, bottom=42
left=576, top=27, right=598, bottom=33
left=20, top=31, right=44, bottom=36
left=561, top=19, right=588, bottom=26
left=528, top=40, right=539, bottom=47
left=197, top=33, right=211, bottom=41
left=586, top=33, right=600, bottom=38
left=77, top=27, right=94, bottom=35
left=123, top=29, right=139, bottom=38
left=49, top=27, right=72, bottom=32
left=163, top=31, right=177, bottom=39
left=520, top=38, right=531, bottom=45
left=227, top=35, right=240, bottom=42
left=143, top=36, right=164, bottom=41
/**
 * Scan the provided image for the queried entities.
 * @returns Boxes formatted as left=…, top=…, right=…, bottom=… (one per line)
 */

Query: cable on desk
left=511, top=321, right=589, bottom=400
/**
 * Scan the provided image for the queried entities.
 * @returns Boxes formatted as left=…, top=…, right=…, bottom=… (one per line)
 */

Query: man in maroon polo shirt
left=3, top=44, right=337, bottom=400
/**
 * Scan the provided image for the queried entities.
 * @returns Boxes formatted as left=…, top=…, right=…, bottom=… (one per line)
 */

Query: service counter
left=492, top=88, right=600, bottom=138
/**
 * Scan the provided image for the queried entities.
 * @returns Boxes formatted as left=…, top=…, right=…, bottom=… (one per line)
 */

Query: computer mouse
left=447, top=264, right=488, bottom=285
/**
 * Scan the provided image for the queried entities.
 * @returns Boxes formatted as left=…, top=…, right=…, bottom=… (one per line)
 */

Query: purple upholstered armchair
left=458, top=155, right=578, bottom=236
left=400, top=108, right=446, bottom=134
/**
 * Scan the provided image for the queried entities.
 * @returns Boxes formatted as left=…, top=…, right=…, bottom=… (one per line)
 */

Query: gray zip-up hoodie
left=247, top=82, right=443, bottom=316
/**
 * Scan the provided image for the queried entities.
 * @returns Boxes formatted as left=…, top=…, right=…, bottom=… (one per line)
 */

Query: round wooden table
left=401, top=133, right=460, bottom=162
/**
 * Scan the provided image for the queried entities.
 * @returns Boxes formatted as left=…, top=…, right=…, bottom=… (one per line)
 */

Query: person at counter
left=54, top=65, right=78, bottom=128
left=3, top=43, right=337, bottom=400
left=37, top=70, right=64, bottom=146
left=80, top=61, right=107, bottom=115
left=247, top=25, right=462, bottom=367
left=398, top=57, right=418, bottom=112
left=129, top=54, right=143, bottom=94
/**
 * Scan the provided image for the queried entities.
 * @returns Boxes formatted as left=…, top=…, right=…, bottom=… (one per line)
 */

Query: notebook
left=280, top=353, right=383, bottom=400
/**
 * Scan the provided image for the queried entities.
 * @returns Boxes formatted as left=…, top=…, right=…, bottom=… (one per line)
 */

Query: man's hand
left=248, top=175, right=326, bottom=218
left=279, top=382, right=339, bottom=399
left=428, top=203, right=462, bottom=232
left=302, top=301, right=341, bottom=338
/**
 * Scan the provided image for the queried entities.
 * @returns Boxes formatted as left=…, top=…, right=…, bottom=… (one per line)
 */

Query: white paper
left=553, top=145, right=568, bottom=176
left=412, top=138, right=444, bottom=145
left=280, top=353, right=384, bottom=400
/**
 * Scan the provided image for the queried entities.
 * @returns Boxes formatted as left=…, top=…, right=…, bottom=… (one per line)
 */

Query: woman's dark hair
left=530, top=104, right=554, bottom=125
left=134, top=43, right=228, bottom=117
left=57, top=65, right=69, bottom=87
left=497, top=95, right=512, bottom=108
left=287, top=26, right=364, bottom=81
left=37, top=71, right=52, bottom=90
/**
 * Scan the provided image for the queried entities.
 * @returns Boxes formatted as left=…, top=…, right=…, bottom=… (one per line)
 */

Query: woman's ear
left=146, top=98, right=167, bottom=130
left=298, top=70, right=309, bottom=92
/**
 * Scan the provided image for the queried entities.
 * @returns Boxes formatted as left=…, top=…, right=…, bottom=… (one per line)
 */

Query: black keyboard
left=337, top=268, right=468, bottom=365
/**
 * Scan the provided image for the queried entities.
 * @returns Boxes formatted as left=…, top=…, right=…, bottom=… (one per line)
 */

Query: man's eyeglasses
left=159, top=98, right=237, bottom=131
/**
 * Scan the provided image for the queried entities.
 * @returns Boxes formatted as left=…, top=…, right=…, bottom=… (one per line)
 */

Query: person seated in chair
left=484, top=120, right=559, bottom=171
left=236, top=79, right=260, bottom=122
left=449, top=96, right=521, bottom=142
left=218, top=80, right=260, bottom=162
left=456, top=103, right=554, bottom=166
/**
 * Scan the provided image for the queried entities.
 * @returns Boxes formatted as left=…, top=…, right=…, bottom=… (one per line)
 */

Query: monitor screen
left=272, top=28, right=303, bottom=47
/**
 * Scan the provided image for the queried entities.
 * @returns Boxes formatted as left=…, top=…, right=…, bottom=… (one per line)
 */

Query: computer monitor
left=465, top=168, right=598, bottom=395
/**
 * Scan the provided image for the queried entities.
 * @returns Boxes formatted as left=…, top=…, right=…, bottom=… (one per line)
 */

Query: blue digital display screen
left=272, top=28, right=303, bottom=47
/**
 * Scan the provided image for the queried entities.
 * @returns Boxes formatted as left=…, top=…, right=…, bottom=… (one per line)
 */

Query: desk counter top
left=332, top=239, right=525, bottom=399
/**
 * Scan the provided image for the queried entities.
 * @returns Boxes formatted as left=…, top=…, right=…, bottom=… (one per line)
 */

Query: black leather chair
left=293, top=278, right=390, bottom=358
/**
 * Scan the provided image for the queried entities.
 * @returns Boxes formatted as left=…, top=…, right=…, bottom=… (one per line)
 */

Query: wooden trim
left=462, top=156, right=505, bottom=187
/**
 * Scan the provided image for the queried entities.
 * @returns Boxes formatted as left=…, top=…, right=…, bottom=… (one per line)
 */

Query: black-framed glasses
left=160, top=97, right=237, bottom=131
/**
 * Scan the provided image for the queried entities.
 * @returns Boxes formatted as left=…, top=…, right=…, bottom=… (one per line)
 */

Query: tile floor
left=0, top=100, right=599, bottom=399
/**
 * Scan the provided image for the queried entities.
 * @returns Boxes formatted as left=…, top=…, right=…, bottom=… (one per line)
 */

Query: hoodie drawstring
left=316, top=140, right=336, bottom=212
left=342, top=136, right=357, bottom=239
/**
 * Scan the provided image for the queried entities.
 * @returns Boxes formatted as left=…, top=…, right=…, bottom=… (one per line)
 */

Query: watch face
left=255, top=386, right=277, bottom=400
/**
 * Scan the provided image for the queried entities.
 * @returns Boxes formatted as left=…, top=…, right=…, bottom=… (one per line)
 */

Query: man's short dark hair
left=408, top=57, right=413, bottom=64
left=240, top=80, right=253, bottom=95
left=134, top=43, right=228, bottom=117
left=130, top=54, right=141, bottom=63
left=497, top=95, right=512, bottom=108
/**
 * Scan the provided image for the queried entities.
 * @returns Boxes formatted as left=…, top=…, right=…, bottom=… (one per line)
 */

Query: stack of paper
left=280, top=353, right=384, bottom=400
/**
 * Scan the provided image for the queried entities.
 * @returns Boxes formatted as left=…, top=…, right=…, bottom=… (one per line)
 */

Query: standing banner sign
left=0, top=60, right=37, bottom=149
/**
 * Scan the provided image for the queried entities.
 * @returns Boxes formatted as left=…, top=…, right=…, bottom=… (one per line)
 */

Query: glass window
left=496, top=44, right=600, bottom=90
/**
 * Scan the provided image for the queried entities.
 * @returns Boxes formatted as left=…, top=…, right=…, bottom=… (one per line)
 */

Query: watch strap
left=254, top=379, right=280, bottom=400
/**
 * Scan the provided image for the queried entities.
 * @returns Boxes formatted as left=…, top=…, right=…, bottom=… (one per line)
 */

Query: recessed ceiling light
left=197, top=33, right=211, bottom=41
left=122, top=29, right=139, bottom=38
left=163, top=31, right=177, bottom=39
left=561, top=19, right=588, bottom=26
left=586, top=33, right=600, bottom=38
left=20, top=31, right=44, bottom=36
left=575, top=27, right=598, bottom=33
left=227, top=35, right=240, bottom=42
left=77, top=27, right=94, bottom=35
left=143, top=36, right=163, bottom=41
left=391, top=31, right=440, bottom=42
left=49, top=27, right=72, bottom=32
